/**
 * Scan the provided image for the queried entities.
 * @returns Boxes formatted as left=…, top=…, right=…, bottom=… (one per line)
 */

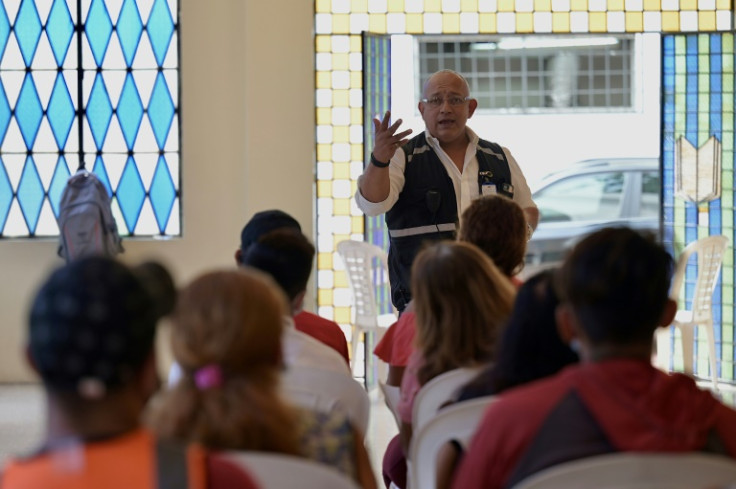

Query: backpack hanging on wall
left=57, top=169, right=124, bottom=262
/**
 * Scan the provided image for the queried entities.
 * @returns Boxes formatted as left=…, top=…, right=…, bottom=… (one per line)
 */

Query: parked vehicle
left=524, top=158, right=660, bottom=275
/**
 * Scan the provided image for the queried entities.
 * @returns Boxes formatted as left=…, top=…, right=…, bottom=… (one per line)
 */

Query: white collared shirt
left=281, top=316, right=351, bottom=376
left=356, top=127, right=536, bottom=216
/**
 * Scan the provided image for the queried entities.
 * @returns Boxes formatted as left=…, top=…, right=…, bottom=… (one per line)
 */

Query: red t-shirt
left=374, top=312, right=416, bottom=367
left=294, top=311, right=350, bottom=365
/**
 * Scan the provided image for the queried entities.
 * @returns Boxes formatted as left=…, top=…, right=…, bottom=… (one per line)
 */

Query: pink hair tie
left=193, top=365, right=223, bottom=390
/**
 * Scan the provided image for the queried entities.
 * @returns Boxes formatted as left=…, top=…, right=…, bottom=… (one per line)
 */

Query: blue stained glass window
left=0, top=0, right=180, bottom=238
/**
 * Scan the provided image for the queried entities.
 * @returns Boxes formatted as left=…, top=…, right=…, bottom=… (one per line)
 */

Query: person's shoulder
left=294, top=310, right=340, bottom=329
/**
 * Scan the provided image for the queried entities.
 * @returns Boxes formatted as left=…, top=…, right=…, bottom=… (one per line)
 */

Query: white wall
left=391, top=33, right=661, bottom=189
left=0, top=0, right=316, bottom=382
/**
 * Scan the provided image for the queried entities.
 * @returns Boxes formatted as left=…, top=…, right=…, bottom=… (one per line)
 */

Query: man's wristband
left=370, top=153, right=390, bottom=168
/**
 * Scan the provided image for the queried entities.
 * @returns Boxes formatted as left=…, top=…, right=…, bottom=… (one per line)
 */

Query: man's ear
left=657, top=298, right=677, bottom=329
left=467, top=98, right=478, bottom=118
left=418, top=101, right=425, bottom=118
left=555, top=303, right=578, bottom=344
left=234, top=248, right=243, bottom=266
left=291, top=290, right=306, bottom=315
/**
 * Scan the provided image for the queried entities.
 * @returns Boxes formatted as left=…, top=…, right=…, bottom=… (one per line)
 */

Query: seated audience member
left=383, top=241, right=516, bottom=489
left=453, top=227, right=736, bottom=489
left=147, top=269, right=376, bottom=489
left=375, top=194, right=528, bottom=387
left=435, top=269, right=580, bottom=489
left=240, top=229, right=349, bottom=374
left=236, top=209, right=350, bottom=364
left=3, top=257, right=258, bottom=489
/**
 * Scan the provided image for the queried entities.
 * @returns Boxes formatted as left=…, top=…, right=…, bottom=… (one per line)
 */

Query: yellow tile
left=369, top=14, right=387, bottom=33
left=570, top=0, right=587, bottom=11
left=333, top=89, right=350, bottom=106
left=443, top=13, right=461, bottom=33
left=318, top=252, right=334, bottom=269
left=625, top=12, right=643, bottom=32
left=698, top=11, right=717, bottom=32
left=351, top=72, right=362, bottom=88
left=461, top=0, right=479, bottom=12
left=716, top=0, right=730, bottom=9
left=332, top=14, right=350, bottom=33
left=534, top=0, right=552, bottom=11
left=352, top=216, right=364, bottom=233
left=643, top=0, right=660, bottom=10
left=317, top=144, right=332, bottom=161
left=334, top=199, right=351, bottom=215
left=589, top=11, right=606, bottom=31
left=661, top=11, right=679, bottom=31
left=552, top=12, right=570, bottom=32
left=316, top=0, right=331, bottom=13
left=316, top=71, right=332, bottom=88
left=334, top=162, right=351, bottom=179
left=388, top=0, right=404, bottom=12
left=351, top=144, right=364, bottom=161
left=316, top=35, right=332, bottom=53
left=425, top=0, right=442, bottom=12
left=334, top=271, right=348, bottom=288
left=351, top=108, right=363, bottom=124
left=351, top=0, right=369, bottom=13
left=333, top=126, right=350, bottom=143
left=516, top=12, right=534, bottom=32
left=332, top=53, right=350, bottom=70
left=317, top=180, right=333, bottom=197
left=350, top=180, right=358, bottom=194
left=406, top=13, right=424, bottom=33
left=335, top=306, right=351, bottom=323
left=350, top=35, right=362, bottom=53
left=607, top=0, right=624, bottom=10
left=680, top=0, right=696, bottom=9
left=318, top=288, right=334, bottom=305
left=316, top=108, right=332, bottom=125
left=498, top=0, right=515, bottom=11
left=479, top=12, right=497, bottom=32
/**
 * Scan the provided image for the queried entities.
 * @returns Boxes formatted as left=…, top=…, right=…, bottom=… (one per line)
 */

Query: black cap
left=28, top=256, right=157, bottom=397
left=239, top=209, right=301, bottom=251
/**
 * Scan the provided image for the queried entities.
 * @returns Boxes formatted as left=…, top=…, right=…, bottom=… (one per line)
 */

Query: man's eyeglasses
left=421, top=96, right=471, bottom=108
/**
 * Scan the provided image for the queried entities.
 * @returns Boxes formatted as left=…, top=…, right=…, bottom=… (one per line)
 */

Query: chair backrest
left=409, top=396, right=497, bottom=489
left=670, top=235, right=729, bottom=321
left=280, top=367, right=371, bottom=436
left=336, top=240, right=393, bottom=327
left=379, top=381, right=401, bottom=428
left=221, top=451, right=361, bottom=489
left=412, top=366, right=485, bottom=433
left=510, top=452, right=736, bottom=489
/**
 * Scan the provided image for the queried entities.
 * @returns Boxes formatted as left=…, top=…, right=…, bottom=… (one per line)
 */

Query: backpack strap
left=155, top=439, right=189, bottom=489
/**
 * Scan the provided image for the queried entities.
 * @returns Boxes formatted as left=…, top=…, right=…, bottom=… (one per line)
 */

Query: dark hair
left=458, top=195, right=527, bottom=277
left=555, top=227, right=674, bottom=345
left=132, top=261, right=177, bottom=321
left=458, top=269, right=578, bottom=401
left=241, top=229, right=315, bottom=300
left=239, top=210, right=301, bottom=257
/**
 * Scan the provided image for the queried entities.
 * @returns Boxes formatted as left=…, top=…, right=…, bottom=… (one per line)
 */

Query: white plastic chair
left=656, top=235, right=728, bottom=391
left=336, top=240, right=397, bottom=378
left=510, top=452, right=736, bottom=489
left=412, top=366, right=485, bottom=434
left=379, top=381, right=401, bottom=428
left=409, top=396, right=497, bottom=489
left=280, top=367, right=371, bottom=437
left=221, top=451, right=361, bottom=489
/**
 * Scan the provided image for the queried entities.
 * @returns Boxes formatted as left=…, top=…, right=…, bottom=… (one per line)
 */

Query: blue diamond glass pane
left=148, top=72, right=174, bottom=149
left=0, top=4, right=10, bottom=61
left=117, top=0, right=143, bottom=67
left=15, top=0, right=42, bottom=65
left=0, top=161, right=11, bottom=233
left=16, top=73, right=43, bottom=149
left=46, top=0, right=74, bottom=66
left=0, top=83, right=11, bottom=145
left=87, top=74, right=113, bottom=149
left=92, top=155, right=113, bottom=197
left=49, top=156, right=71, bottom=217
left=118, top=73, right=143, bottom=149
left=150, top=155, right=175, bottom=231
left=147, top=0, right=174, bottom=66
left=85, top=0, right=113, bottom=67
left=48, top=73, right=75, bottom=149
left=17, top=157, right=44, bottom=233
left=117, top=157, right=145, bottom=232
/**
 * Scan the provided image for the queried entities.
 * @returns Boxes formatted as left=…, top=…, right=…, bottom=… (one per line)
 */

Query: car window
left=535, top=171, right=625, bottom=223
left=640, top=171, right=660, bottom=218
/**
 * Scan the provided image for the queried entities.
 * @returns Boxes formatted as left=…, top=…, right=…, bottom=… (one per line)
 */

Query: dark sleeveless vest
left=385, top=132, right=513, bottom=312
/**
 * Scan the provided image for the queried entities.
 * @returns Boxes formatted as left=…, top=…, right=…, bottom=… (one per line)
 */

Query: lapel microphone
left=426, top=190, right=441, bottom=233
